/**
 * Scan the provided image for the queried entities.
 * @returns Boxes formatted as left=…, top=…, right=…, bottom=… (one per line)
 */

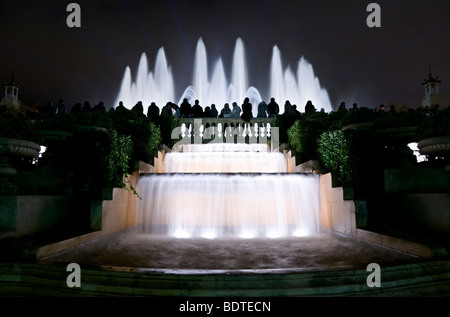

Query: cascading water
left=114, top=38, right=333, bottom=115
left=135, top=143, right=321, bottom=239
left=163, top=143, right=288, bottom=173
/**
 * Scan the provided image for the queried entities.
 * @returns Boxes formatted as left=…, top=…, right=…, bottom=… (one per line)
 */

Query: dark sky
left=0, top=0, right=448, bottom=110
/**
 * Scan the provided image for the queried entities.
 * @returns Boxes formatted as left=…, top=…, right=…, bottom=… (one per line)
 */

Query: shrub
left=70, top=129, right=111, bottom=213
left=373, top=110, right=423, bottom=131
left=287, top=120, right=303, bottom=155
left=273, top=112, right=300, bottom=144
left=155, top=113, right=179, bottom=149
left=130, top=119, right=161, bottom=164
left=288, top=118, right=326, bottom=163
left=317, top=129, right=353, bottom=186
left=72, top=110, right=113, bottom=129
left=341, top=107, right=378, bottom=126
left=71, top=128, right=137, bottom=210
left=107, top=129, right=133, bottom=189
left=31, top=112, right=77, bottom=133
left=417, top=108, right=450, bottom=139
left=0, top=112, right=39, bottom=142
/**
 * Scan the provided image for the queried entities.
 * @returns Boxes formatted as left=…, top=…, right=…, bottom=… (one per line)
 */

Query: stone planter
left=37, top=129, right=74, bottom=144
left=76, top=125, right=108, bottom=132
left=0, top=137, right=40, bottom=194
left=342, top=122, right=373, bottom=130
left=375, top=126, right=418, bottom=140
left=0, top=137, right=40, bottom=158
left=417, top=135, right=450, bottom=156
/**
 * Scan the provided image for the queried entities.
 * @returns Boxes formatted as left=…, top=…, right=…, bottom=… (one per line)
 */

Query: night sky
left=1, top=0, right=449, bottom=111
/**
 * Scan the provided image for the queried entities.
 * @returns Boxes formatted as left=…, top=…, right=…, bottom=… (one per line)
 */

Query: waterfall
left=135, top=143, right=321, bottom=239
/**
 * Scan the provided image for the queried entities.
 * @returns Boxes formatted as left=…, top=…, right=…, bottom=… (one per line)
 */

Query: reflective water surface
left=40, top=229, right=417, bottom=272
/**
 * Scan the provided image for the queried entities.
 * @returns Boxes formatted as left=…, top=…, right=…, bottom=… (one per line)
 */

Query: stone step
left=1, top=260, right=449, bottom=297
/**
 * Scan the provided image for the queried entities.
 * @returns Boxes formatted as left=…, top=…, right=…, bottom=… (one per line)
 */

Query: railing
left=171, top=117, right=279, bottom=151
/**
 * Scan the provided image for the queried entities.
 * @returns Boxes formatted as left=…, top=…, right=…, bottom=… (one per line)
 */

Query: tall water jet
left=114, top=48, right=175, bottom=109
left=192, top=38, right=208, bottom=106
left=296, top=56, right=332, bottom=112
left=114, top=38, right=333, bottom=114
left=209, top=58, right=228, bottom=108
left=230, top=38, right=249, bottom=106
left=269, top=46, right=332, bottom=112
left=270, top=45, right=284, bottom=104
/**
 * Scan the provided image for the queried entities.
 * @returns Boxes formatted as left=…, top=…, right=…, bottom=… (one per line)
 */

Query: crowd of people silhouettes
left=11, top=95, right=445, bottom=122
left=113, top=97, right=289, bottom=122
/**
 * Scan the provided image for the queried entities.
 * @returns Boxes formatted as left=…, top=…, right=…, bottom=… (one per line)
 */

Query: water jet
left=114, top=38, right=333, bottom=115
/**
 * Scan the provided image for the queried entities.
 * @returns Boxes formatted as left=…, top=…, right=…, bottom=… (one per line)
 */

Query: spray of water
left=114, top=38, right=333, bottom=115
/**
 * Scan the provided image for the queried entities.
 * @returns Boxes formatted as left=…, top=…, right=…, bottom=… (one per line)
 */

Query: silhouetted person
left=337, top=101, right=347, bottom=112
left=55, top=99, right=66, bottom=114
left=82, top=101, right=92, bottom=112
left=93, top=101, right=106, bottom=113
left=210, top=104, right=218, bottom=118
left=115, top=101, right=129, bottom=117
left=389, top=105, right=396, bottom=113
left=305, top=100, right=316, bottom=113
left=352, top=103, right=358, bottom=110
left=171, top=103, right=181, bottom=117
left=231, top=102, right=241, bottom=118
left=241, top=97, right=253, bottom=122
left=284, top=100, right=293, bottom=115
left=267, top=98, right=279, bottom=117
left=180, top=98, right=192, bottom=117
left=257, top=101, right=268, bottom=118
left=219, top=103, right=231, bottom=118
left=147, top=102, right=160, bottom=118
left=161, top=102, right=174, bottom=116
left=378, top=104, right=385, bottom=112
left=191, top=100, right=204, bottom=118
left=71, top=103, right=82, bottom=113
left=131, top=101, right=144, bottom=114
left=292, top=104, right=301, bottom=117
left=203, top=106, right=212, bottom=117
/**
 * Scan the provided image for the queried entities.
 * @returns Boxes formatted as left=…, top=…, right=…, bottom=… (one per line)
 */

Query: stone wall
left=319, top=173, right=432, bottom=257
left=319, top=173, right=356, bottom=235
left=285, top=149, right=319, bottom=173
left=383, top=168, right=450, bottom=235
left=38, top=153, right=165, bottom=258
left=0, top=195, right=70, bottom=237
left=385, top=193, right=450, bottom=234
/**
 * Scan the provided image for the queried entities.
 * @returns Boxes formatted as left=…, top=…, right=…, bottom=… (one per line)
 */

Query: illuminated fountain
left=135, top=143, right=321, bottom=239
left=39, top=141, right=419, bottom=275
left=114, top=38, right=333, bottom=115
left=36, top=39, right=426, bottom=279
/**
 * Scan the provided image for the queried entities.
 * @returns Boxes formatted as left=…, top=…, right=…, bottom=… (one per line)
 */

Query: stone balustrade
left=173, top=117, right=279, bottom=151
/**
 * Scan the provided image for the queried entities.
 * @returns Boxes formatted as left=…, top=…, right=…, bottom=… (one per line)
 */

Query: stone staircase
left=1, top=260, right=449, bottom=297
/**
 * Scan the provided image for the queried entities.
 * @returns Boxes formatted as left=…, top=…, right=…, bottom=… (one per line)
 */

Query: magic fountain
left=114, top=38, right=333, bottom=115
left=30, top=39, right=440, bottom=297
left=114, top=38, right=332, bottom=239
